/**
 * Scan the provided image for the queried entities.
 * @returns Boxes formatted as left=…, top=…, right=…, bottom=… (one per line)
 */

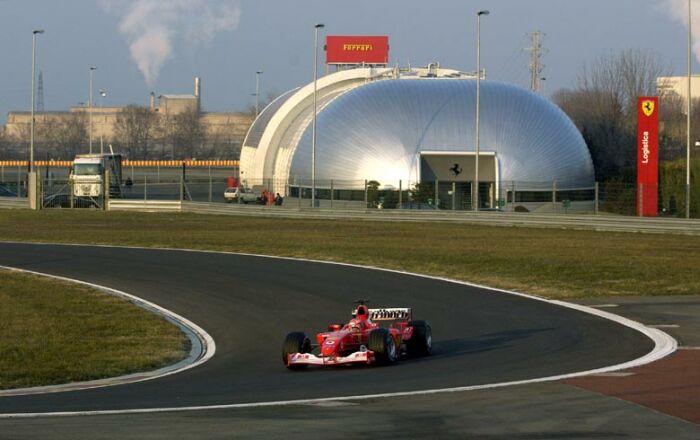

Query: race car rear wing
left=368, top=307, right=412, bottom=321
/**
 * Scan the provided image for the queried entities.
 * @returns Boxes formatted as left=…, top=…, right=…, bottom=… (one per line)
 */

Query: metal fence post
left=70, top=179, right=74, bottom=209
left=552, top=180, right=557, bottom=211
left=179, top=173, right=184, bottom=201
left=398, top=180, right=403, bottom=209
left=37, top=170, right=43, bottom=210
left=208, top=165, right=212, bottom=202
left=1, top=165, right=4, bottom=182
left=452, top=181, right=456, bottom=210
left=594, top=182, right=599, bottom=215
left=144, top=175, right=148, bottom=201
left=364, top=179, right=368, bottom=208
left=330, top=179, right=334, bottom=209
left=434, top=180, right=439, bottom=210
left=104, top=169, right=110, bottom=211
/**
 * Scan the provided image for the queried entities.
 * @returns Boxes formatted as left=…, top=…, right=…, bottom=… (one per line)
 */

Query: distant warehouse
left=3, top=77, right=253, bottom=160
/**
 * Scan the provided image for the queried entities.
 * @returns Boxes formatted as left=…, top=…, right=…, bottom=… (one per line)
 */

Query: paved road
left=0, top=242, right=654, bottom=416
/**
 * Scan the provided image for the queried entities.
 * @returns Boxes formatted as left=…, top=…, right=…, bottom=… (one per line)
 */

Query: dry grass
left=0, top=269, right=189, bottom=390
left=1, top=210, right=699, bottom=299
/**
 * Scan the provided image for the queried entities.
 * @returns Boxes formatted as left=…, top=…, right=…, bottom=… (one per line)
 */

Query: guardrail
left=108, top=200, right=182, bottom=212
left=3, top=196, right=699, bottom=235
left=182, top=202, right=700, bottom=235
left=0, top=197, right=29, bottom=210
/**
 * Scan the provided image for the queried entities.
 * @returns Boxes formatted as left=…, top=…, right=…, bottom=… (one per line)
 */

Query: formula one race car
left=282, top=301, right=432, bottom=369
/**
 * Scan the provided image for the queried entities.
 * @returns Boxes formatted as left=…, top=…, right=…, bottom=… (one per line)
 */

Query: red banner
left=637, top=96, right=659, bottom=217
left=326, top=36, right=389, bottom=65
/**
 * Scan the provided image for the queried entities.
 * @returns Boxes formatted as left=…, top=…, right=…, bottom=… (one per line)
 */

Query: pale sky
left=0, top=0, right=696, bottom=123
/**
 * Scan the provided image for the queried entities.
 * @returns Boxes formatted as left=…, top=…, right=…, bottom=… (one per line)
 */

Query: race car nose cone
left=321, top=339, right=337, bottom=356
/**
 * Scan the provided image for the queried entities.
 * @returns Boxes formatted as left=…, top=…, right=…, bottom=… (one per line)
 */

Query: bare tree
left=164, top=109, right=204, bottom=159
left=203, top=125, right=228, bottom=159
left=114, top=105, right=159, bottom=159
left=553, top=49, right=668, bottom=180
left=37, top=113, right=88, bottom=159
left=245, top=90, right=280, bottom=118
left=0, top=128, right=17, bottom=159
left=1, top=123, right=30, bottom=161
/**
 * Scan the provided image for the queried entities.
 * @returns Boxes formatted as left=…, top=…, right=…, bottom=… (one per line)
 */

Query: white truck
left=224, top=185, right=263, bottom=204
left=70, top=154, right=123, bottom=198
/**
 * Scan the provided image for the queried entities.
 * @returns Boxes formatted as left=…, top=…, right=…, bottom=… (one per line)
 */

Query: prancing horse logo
left=642, top=100, right=655, bottom=117
left=449, top=163, right=462, bottom=177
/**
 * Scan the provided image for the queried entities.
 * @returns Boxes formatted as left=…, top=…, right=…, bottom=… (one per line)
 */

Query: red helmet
left=355, top=305, right=369, bottom=321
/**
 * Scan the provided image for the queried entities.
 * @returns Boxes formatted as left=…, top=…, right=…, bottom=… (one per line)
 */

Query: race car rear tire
left=407, top=320, right=432, bottom=357
left=282, top=332, right=310, bottom=369
left=368, top=328, right=397, bottom=365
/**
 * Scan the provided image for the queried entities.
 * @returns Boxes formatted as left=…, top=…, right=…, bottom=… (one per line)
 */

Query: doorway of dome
left=419, top=151, right=499, bottom=210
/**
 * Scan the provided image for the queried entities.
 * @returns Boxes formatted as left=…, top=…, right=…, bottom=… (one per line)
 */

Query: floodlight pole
left=687, top=0, right=692, bottom=219
left=312, top=23, right=324, bottom=209
left=255, top=70, right=263, bottom=117
left=99, top=89, right=107, bottom=155
left=89, top=66, right=97, bottom=154
left=30, top=29, right=44, bottom=173
left=474, top=10, right=489, bottom=211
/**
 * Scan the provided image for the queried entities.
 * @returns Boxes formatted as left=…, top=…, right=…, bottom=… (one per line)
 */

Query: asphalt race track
left=0, top=242, right=654, bottom=415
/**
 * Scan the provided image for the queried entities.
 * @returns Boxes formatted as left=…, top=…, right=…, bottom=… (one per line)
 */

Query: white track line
left=0, top=241, right=678, bottom=418
left=0, top=265, right=216, bottom=397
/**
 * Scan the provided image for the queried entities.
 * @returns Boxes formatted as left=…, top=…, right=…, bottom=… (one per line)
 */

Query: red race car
left=282, top=301, right=432, bottom=369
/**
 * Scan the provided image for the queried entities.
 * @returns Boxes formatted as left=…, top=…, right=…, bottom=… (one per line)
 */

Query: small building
left=657, top=75, right=700, bottom=106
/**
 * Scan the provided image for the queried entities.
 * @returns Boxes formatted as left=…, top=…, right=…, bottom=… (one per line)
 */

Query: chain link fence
left=0, top=165, right=28, bottom=198
left=5, top=164, right=697, bottom=218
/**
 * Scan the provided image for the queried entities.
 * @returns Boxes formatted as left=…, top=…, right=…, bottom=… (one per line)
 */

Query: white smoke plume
left=663, top=0, right=700, bottom=64
left=101, top=0, right=241, bottom=86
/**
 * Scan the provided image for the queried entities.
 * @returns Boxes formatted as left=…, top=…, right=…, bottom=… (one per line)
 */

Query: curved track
left=0, top=242, right=655, bottom=414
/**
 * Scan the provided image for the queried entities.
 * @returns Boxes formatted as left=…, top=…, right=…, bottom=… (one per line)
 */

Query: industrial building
left=3, top=78, right=252, bottom=159
left=657, top=75, right=700, bottom=106
left=240, top=65, right=595, bottom=208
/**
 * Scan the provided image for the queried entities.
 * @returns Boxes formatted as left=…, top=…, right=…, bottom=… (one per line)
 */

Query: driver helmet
left=355, top=305, right=370, bottom=321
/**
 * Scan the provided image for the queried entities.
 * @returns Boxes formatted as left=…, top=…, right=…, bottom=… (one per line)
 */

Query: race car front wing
left=287, top=350, right=376, bottom=367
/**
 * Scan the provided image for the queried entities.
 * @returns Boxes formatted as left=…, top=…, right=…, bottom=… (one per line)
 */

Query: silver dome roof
left=289, top=79, right=594, bottom=188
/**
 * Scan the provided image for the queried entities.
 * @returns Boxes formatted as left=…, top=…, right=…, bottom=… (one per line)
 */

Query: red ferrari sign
left=326, top=36, right=389, bottom=65
left=637, top=97, right=659, bottom=217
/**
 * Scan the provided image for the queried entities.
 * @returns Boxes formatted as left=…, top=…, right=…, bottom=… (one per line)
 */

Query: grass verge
left=0, top=269, right=189, bottom=390
left=1, top=210, right=699, bottom=299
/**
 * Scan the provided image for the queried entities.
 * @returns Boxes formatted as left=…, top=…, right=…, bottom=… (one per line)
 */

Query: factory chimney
left=149, top=92, right=155, bottom=111
left=194, top=77, right=201, bottom=113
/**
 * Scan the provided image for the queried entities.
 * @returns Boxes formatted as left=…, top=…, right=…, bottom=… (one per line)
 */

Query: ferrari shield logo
left=642, top=100, right=655, bottom=117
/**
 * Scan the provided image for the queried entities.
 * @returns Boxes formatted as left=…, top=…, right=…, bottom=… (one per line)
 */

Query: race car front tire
left=368, top=328, right=397, bottom=365
left=406, top=320, right=432, bottom=357
left=282, top=332, right=310, bottom=369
